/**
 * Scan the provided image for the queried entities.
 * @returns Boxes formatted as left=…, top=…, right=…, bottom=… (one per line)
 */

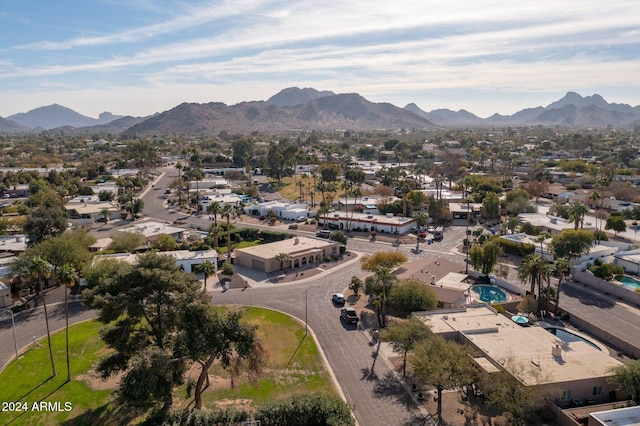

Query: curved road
left=5, top=167, right=640, bottom=425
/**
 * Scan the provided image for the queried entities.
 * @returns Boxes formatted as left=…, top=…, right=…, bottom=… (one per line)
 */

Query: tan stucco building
left=235, top=237, right=340, bottom=273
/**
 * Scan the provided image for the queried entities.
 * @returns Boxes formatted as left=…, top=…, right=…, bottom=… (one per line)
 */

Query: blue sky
left=1, top=0, right=640, bottom=119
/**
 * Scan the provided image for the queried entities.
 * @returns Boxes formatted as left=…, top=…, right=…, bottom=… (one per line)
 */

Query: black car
left=340, top=307, right=359, bottom=324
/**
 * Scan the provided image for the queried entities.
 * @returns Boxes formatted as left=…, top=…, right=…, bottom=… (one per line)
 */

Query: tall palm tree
left=589, top=191, right=601, bottom=243
left=56, top=263, right=77, bottom=381
left=207, top=222, right=222, bottom=249
left=275, top=252, right=291, bottom=270
left=412, top=211, right=429, bottom=253
left=30, top=256, right=56, bottom=377
left=221, top=204, right=234, bottom=262
left=553, top=258, right=570, bottom=316
left=195, top=260, right=216, bottom=290
left=567, top=202, right=589, bottom=230
left=517, top=254, right=547, bottom=302
left=535, top=231, right=551, bottom=259
left=207, top=201, right=222, bottom=226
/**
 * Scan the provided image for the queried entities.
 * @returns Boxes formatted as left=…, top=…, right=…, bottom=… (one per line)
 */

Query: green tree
left=85, top=252, right=202, bottom=409
left=608, top=360, right=640, bottom=404
left=411, top=335, right=478, bottom=425
left=360, top=251, right=408, bottom=327
left=154, top=234, right=178, bottom=251
left=195, top=260, right=216, bottom=290
left=179, top=303, right=262, bottom=409
left=275, top=252, right=291, bottom=270
left=29, top=256, right=56, bottom=377
left=605, top=215, right=626, bottom=236
left=56, top=263, right=77, bottom=382
left=388, top=278, right=438, bottom=316
left=517, top=254, right=548, bottom=300
left=35, top=228, right=95, bottom=273
left=483, top=191, right=500, bottom=219
left=349, top=276, right=363, bottom=296
left=553, top=257, right=570, bottom=315
left=380, top=317, right=432, bottom=377
left=469, top=239, right=501, bottom=277
left=567, top=202, right=589, bottom=230
left=548, top=229, right=594, bottom=263
left=207, top=201, right=222, bottom=226
left=99, top=207, right=112, bottom=223
left=412, top=211, right=429, bottom=253
left=255, top=393, right=355, bottom=426
left=221, top=204, right=234, bottom=261
left=329, top=230, right=348, bottom=245
left=107, top=231, right=145, bottom=252
left=98, top=190, right=115, bottom=202
left=23, top=206, right=68, bottom=246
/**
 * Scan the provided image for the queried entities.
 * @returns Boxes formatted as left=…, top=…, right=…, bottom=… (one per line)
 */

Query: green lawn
left=0, top=307, right=335, bottom=424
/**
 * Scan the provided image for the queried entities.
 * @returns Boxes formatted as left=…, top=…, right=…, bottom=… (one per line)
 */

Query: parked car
left=340, top=307, right=359, bottom=324
left=332, top=293, right=345, bottom=305
left=316, top=229, right=332, bottom=238
left=95, top=217, right=109, bottom=223
left=296, top=216, right=307, bottom=222
left=427, top=225, right=435, bottom=233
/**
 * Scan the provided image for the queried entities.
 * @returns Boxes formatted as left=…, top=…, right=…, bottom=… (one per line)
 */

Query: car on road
left=316, top=229, right=332, bottom=238
left=296, top=216, right=308, bottom=222
left=332, top=293, right=345, bottom=305
left=340, top=307, right=359, bottom=324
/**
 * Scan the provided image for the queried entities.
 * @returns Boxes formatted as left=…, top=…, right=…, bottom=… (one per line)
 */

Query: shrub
left=221, top=262, right=235, bottom=276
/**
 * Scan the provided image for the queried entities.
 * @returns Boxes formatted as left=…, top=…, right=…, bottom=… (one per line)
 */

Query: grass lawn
left=216, top=239, right=260, bottom=254
left=0, top=320, right=116, bottom=426
left=179, top=306, right=335, bottom=410
left=270, top=176, right=346, bottom=202
left=0, top=307, right=335, bottom=424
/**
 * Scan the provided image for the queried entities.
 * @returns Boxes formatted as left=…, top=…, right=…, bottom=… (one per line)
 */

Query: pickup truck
left=340, top=307, right=359, bottom=324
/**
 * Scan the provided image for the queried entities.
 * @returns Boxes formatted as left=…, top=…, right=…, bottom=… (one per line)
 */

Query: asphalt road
left=4, top=169, right=640, bottom=425
left=211, top=260, right=426, bottom=426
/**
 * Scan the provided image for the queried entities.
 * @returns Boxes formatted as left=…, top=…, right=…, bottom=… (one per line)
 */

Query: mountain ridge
left=3, top=90, right=640, bottom=134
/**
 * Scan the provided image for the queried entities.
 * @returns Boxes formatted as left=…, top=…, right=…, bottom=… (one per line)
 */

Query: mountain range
left=2, top=90, right=640, bottom=135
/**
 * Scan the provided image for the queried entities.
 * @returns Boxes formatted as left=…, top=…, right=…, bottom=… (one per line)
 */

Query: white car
left=427, top=226, right=435, bottom=233
left=332, top=293, right=345, bottom=305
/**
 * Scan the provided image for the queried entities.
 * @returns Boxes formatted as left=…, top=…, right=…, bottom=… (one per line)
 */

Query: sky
left=1, top=0, right=640, bottom=119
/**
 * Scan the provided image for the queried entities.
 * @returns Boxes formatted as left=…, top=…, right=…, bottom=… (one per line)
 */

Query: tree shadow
left=400, top=413, right=437, bottom=426
left=373, top=371, right=419, bottom=410
left=62, top=403, right=145, bottom=426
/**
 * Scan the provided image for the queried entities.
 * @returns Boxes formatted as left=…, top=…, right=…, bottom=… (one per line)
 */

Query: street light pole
left=305, top=288, right=308, bottom=335
left=3, top=308, right=19, bottom=363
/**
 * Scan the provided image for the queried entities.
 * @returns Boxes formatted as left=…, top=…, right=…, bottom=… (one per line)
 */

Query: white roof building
left=118, top=221, right=187, bottom=243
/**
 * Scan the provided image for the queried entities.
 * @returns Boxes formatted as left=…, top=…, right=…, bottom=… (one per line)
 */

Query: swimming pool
left=616, top=275, right=640, bottom=290
left=546, top=327, right=602, bottom=351
left=473, top=285, right=507, bottom=303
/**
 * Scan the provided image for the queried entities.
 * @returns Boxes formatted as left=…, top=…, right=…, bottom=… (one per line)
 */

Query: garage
left=252, top=259, right=265, bottom=270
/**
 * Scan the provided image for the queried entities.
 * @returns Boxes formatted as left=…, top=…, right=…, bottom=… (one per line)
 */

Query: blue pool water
left=616, top=275, right=640, bottom=290
left=473, top=285, right=507, bottom=303
left=546, top=328, right=601, bottom=351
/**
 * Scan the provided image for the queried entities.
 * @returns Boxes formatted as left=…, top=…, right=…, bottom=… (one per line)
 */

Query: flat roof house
left=235, top=237, right=339, bottom=273
left=415, top=305, right=624, bottom=405
left=118, top=221, right=186, bottom=243
left=319, top=211, right=414, bottom=235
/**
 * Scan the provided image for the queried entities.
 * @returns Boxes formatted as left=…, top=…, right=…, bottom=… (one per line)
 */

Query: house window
left=562, top=390, right=571, bottom=400
left=592, top=386, right=602, bottom=396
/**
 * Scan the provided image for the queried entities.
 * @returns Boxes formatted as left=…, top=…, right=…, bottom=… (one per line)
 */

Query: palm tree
left=56, top=263, right=77, bottom=381
left=535, top=231, right=551, bottom=259
left=195, top=260, right=216, bottom=290
left=553, top=258, right=570, bottom=316
left=221, top=204, right=234, bottom=261
left=589, top=190, right=601, bottom=242
left=568, top=202, right=589, bottom=230
left=207, top=201, right=222, bottom=226
left=207, top=222, right=222, bottom=249
left=275, top=252, right=291, bottom=270
left=412, top=211, right=429, bottom=253
left=99, top=207, right=111, bottom=223
left=517, top=254, right=547, bottom=302
left=30, top=256, right=56, bottom=377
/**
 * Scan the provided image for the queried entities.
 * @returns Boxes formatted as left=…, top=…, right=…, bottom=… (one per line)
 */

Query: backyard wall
left=572, top=268, right=640, bottom=306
